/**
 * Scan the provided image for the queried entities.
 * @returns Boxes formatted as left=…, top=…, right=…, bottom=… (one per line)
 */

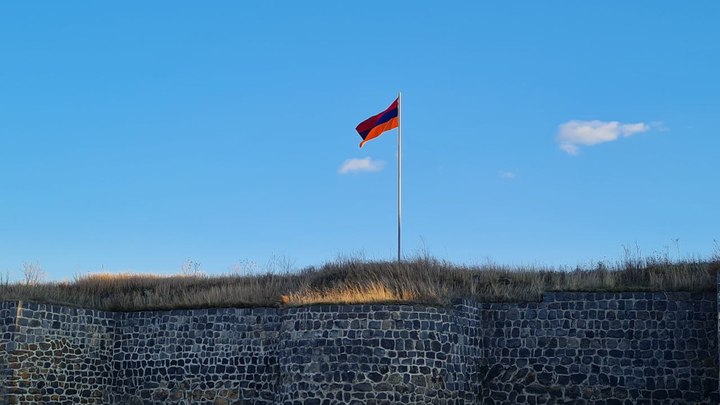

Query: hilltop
left=1, top=254, right=718, bottom=311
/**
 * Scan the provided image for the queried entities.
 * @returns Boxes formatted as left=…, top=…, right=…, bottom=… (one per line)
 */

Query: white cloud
left=338, top=157, right=386, bottom=174
left=499, top=171, right=516, bottom=179
left=556, top=120, right=651, bottom=155
left=650, top=121, right=669, bottom=132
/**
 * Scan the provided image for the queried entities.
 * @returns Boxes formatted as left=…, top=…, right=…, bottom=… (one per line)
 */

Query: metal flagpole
left=397, top=91, right=402, bottom=264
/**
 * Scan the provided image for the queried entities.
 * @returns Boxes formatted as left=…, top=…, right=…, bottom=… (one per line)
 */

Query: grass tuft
left=0, top=255, right=717, bottom=311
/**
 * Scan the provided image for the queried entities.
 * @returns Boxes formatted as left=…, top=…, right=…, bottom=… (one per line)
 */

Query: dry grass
left=0, top=255, right=718, bottom=311
left=281, top=282, right=417, bottom=306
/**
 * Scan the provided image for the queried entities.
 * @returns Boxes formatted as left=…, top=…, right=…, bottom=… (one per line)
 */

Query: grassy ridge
left=0, top=256, right=718, bottom=311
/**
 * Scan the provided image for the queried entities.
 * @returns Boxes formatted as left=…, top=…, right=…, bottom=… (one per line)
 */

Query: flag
left=355, top=98, right=399, bottom=148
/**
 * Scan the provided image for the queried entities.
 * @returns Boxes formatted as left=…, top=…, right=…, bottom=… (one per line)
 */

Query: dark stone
left=537, top=372, right=553, bottom=385
left=486, top=364, right=504, bottom=381
left=355, top=383, right=372, bottom=392
left=526, top=384, right=548, bottom=395
left=571, top=374, right=587, bottom=384
left=368, top=372, right=383, bottom=383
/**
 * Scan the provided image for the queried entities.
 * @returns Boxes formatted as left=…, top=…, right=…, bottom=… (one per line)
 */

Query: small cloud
left=650, top=121, right=669, bottom=132
left=556, top=120, right=651, bottom=155
left=559, top=143, right=580, bottom=155
left=499, top=171, right=516, bottom=179
left=338, top=157, right=386, bottom=174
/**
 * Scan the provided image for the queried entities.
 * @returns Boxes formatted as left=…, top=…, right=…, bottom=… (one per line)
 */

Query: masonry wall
left=1, top=301, right=116, bottom=404
left=0, top=302, right=18, bottom=401
left=110, top=304, right=482, bottom=405
left=0, top=289, right=718, bottom=405
left=273, top=304, right=482, bottom=404
left=112, top=308, right=281, bottom=405
left=477, top=292, right=718, bottom=404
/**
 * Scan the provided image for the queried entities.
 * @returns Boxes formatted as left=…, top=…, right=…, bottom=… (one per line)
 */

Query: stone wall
left=112, top=308, right=281, bottom=405
left=0, top=302, right=18, bottom=401
left=1, top=301, right=116, bottom=404
left=110, top=304, right=482, bottom=405
left=0, top=289, right=718, bottom=404
left=477, top=292, right=718, bottom=404
left=273, top=304, right=481, bottom=404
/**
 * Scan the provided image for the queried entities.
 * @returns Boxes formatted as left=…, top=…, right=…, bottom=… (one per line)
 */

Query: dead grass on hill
left=0, top=255, right=717, bottom=311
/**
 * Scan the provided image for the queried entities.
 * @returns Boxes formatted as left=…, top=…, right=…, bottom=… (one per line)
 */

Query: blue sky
left=1, top=2, right=719, bottom=280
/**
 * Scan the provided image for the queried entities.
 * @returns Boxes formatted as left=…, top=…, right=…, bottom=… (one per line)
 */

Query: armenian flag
left=355, top=98, right=399, bottom=148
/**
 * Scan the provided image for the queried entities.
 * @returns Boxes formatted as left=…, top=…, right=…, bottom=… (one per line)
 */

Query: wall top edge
left=1, top=289, right=716, bottom=316
left=542, top=291, right=715, bottom=302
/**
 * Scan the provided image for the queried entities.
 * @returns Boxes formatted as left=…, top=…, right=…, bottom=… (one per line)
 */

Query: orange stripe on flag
left=359, top=117, right=398, bottom=148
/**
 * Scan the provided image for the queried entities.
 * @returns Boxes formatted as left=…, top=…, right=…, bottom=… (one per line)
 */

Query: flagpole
left=397, top=91, right=402, bottom=265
